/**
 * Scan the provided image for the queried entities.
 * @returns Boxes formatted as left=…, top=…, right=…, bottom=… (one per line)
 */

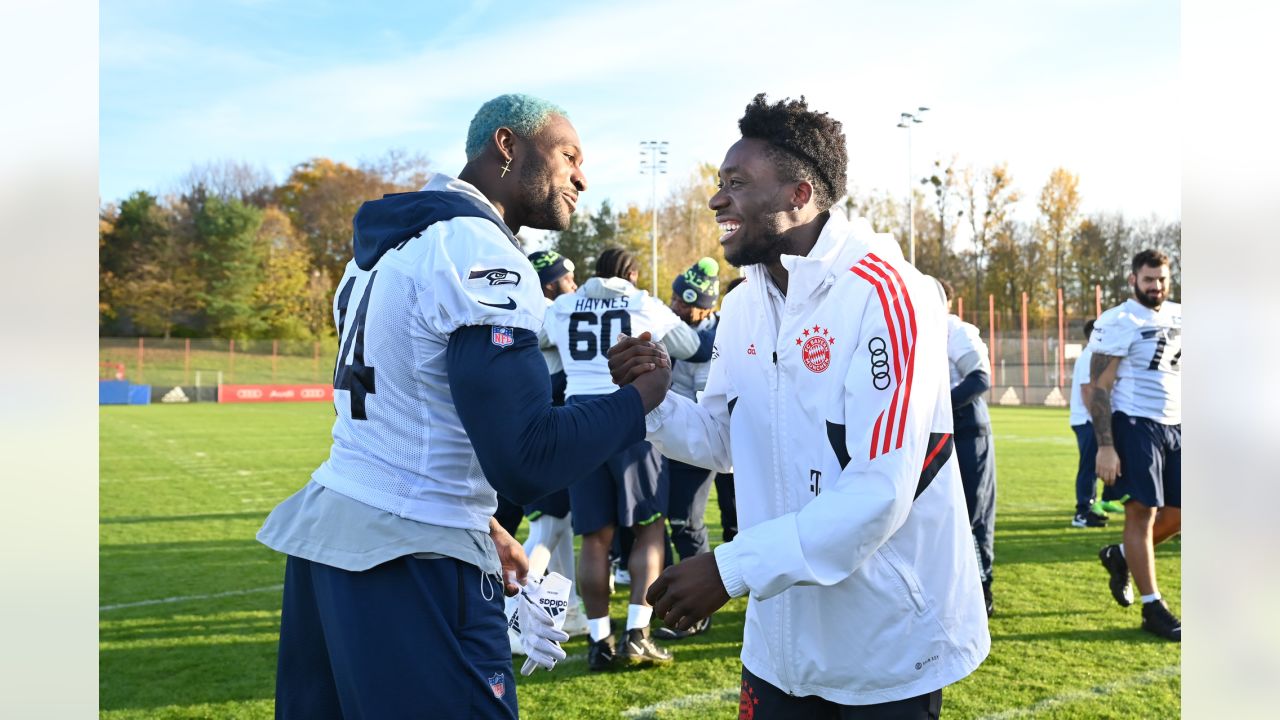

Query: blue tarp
left=100, top=381, right=151, bottom=405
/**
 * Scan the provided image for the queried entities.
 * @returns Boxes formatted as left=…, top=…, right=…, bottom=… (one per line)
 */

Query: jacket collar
left=747, top=212, right=886, bottom=304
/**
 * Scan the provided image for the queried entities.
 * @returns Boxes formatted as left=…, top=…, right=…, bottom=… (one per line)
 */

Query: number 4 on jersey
left=334, top=272, right=378, bottom=420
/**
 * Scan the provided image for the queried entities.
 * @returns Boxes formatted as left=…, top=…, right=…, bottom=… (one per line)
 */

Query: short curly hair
left=465, top=94, right=568, bottom=161
left=738, top=93, right=847, bottom=211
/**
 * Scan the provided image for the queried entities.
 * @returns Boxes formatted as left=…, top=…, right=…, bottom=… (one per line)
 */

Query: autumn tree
left=100, top=191, right=202, bottom=338
left=652, top=164, right=726, bottom=301
left=250, top=207, right=320, bottom=339
left=276, top=158, right=393, bottom=283
left=963, top=163, right=1021, bottom=311
left=1037, top=167, right=1081, bottom=298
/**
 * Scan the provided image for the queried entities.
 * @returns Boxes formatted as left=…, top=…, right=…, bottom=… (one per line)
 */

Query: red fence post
left=1057, top=287, right=1066, bottom=388
left=1020, top=292, right=1029, bottom=392
left=1095, top=284, right=1102, bottom=318
left=137, top=337, right=145, bottom=384
left=957, top=295, right=964, bottom=324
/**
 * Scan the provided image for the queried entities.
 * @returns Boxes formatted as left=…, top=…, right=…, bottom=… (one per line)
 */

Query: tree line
left=100, top=153, right=1178, bottom=340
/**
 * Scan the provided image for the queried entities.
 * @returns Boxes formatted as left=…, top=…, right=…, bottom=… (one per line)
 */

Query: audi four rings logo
left=237, top=388, right=263, bottom=399
left=869, top=336, right=891, bottom=389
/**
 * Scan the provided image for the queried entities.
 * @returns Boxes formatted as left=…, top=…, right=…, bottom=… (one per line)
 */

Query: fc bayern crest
left=488, top=672, right=506, bottom=698
left=794, top=324, right=834, bottom=373
left=491, top=326, right=514, bottom=348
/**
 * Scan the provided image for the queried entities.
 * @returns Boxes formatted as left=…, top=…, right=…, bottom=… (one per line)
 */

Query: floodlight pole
left=639, top=140, right=668, bottom=293
left=896, top=107, right=928, bottom=266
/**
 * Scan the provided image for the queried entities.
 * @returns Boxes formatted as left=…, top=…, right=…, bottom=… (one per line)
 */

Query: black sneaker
left=1072, top=511, right=1109, bottom=528
left=982, top=580, right=994, bottom=618
left=1099, top=544, right=1134, bottom=607
left=617, top=627, right=674, bottom=666
left=1141, top=599, right=1181, bottom=642
left=587, top=635, right=617, bottom=672
left=653, top=615, right=712, bottom=640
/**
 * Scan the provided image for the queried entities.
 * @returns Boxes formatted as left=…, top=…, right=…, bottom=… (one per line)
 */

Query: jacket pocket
left=877, top=546, right=928, bottom=614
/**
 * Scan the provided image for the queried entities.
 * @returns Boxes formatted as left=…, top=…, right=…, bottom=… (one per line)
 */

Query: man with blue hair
left=258, top=94, right=672, bottom=718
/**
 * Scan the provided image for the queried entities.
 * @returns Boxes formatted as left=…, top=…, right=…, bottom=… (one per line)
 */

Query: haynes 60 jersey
left=544, top=277, right=683, bottom=398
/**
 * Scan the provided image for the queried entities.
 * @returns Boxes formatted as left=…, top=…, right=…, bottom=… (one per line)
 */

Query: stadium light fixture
left=639, top=140, right=669, bottom=293
left=896, top=106, right=929, bottom=265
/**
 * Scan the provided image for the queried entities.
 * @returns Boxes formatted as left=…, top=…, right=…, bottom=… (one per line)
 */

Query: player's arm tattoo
left=1088, top=353, right=1121, bottom=446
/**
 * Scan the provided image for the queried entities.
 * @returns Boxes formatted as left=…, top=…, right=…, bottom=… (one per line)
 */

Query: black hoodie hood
left=351, top=190, right=518, bottom=271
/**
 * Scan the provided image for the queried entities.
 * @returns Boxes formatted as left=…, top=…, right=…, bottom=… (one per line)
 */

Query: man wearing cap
left=655, top=257, right=723, bottom=640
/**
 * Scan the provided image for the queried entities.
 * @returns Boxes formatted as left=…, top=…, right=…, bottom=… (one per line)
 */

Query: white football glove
left=508, top=572, right=572, bottom=676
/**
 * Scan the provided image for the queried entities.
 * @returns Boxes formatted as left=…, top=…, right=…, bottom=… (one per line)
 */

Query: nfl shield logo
left=488, top=672, right=506, bottom=698
left=491, top=326, right=514, bottom=348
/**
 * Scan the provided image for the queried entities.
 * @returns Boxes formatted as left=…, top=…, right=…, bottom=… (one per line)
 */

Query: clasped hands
left=606, top=333, right=732, bottom=630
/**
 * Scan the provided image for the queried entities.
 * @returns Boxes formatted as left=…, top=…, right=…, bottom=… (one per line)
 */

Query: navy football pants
left=275, top=554, right=517, bottom=720
left=955, top=430, right=996, bottom=584
left=666, top=459, right=716, bottom=561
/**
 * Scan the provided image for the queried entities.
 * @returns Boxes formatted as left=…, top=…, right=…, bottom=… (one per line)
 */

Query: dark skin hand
left=607, top=332, right=672, bottom=387
left=646, top=552, right=732, bottom=631
left=611, top=334, right=732, bottom=628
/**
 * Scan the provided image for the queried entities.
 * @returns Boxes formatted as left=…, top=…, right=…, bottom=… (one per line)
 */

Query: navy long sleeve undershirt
left=951, top=369, right=991, bottom=409
left=446, top=325, right=646, bottom=505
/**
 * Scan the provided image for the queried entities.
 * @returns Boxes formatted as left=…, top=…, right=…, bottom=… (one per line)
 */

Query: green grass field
left=100, top=404, right=1180, bottom=719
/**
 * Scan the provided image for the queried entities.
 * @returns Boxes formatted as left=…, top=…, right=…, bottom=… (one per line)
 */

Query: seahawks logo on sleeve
left=468, top=268, right=522, bottom=286
left=467, top=268, right=522, bottom=309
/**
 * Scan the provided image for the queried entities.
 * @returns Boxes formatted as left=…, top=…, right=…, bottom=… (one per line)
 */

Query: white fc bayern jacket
left=647, top=212, right=990, bottom=705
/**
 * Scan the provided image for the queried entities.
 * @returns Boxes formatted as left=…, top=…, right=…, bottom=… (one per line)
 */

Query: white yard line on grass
left=622, top=688, right=738, bottom=719
left=976, top=665, right=1180, bottom=720
left=100, top=585, right=283, bottom=611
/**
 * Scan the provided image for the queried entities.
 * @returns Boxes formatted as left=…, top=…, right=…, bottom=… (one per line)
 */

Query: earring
left=792, top=205, right=801, bottom=212
left=500, top=158, right=512, bottom=178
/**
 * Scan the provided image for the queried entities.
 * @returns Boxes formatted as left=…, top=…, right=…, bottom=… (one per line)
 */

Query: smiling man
left=257, top=94, right=672, bottom=719
left=609, top=94, right=989, bottom=718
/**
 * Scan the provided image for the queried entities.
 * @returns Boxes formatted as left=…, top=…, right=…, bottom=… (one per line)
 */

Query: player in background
left=713, top=277, right=746, bottom=544
left=512, top=249, right=589, bottom=640
left=1068, top=320, right=1123, bottom=528
left=1090, top=249, right=1182, bottom=642
left=541, top=247, right=704, bottom=670
left=257, top=94, right=672, bottom=718
left=653, top=257, right=722, bottom=641
left=939, top=278, right=998, bottom=618
left=611, top=94, right=988, bottom=717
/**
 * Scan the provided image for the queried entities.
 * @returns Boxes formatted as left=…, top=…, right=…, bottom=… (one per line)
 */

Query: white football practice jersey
left=312, top=174, right=544, bottom=532
left=946, top=315, right=991, bottom=389
left=544, top=276, right=683, bottom=398
left=1069, top=345, right=1093, bottom=426
left=1088, top=298, right=1181, bottom=424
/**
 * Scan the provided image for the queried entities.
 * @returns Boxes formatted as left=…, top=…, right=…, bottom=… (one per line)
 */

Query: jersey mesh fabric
left=312, top=181, right=543, bottom=532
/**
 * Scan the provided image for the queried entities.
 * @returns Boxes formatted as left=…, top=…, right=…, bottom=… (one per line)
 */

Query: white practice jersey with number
left=311, top=174, right=544, bottom=532
left=544, top=276, right=683, bottom=398
left=1087, top=298, right=1181, bottom=424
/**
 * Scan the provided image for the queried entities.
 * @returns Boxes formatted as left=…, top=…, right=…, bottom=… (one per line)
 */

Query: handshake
left=607, top=331, right=673, bottom=413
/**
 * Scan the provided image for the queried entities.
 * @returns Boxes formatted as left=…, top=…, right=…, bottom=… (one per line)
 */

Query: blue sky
left=101, top=0, right=1180, bottom=238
